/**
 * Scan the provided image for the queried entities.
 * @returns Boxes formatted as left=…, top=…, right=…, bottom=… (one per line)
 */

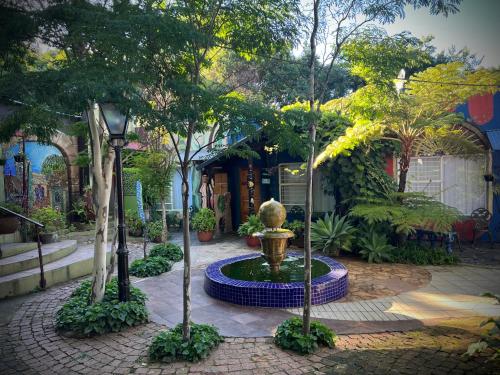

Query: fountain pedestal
left=254, top=198, right=293, bottom=272
left=254, top=231, right=293, bottom=272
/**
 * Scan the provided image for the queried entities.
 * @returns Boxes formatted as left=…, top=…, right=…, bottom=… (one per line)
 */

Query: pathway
left=134, top=235, right=500, bottom=335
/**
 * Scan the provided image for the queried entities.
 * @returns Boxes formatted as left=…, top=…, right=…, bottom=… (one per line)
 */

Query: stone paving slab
left=0, top=284, right=498, bottom=375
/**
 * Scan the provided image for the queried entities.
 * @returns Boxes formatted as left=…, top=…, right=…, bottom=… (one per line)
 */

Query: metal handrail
left=0, top=205, right=46, bottom=289
left=0, top=206, right=44, bottom=228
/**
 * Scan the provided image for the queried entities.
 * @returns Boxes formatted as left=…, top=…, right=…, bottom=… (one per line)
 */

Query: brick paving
left=0, top=283, right=499, bottom=374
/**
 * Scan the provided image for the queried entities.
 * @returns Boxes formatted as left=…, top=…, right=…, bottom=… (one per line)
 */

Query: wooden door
left=240, top=168, right=261, bottom=223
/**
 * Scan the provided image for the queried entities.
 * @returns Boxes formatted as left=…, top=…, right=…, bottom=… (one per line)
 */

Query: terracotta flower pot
left=197, top=231, right=213, bottom=242
left=245, top=236, right=261, bottom=247
left=0, top=216, right=20, bottom=235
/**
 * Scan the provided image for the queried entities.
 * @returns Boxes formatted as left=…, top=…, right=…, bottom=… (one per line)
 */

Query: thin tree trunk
left=181, top=165, right=191, bottom=341
left=161, top=198, right=168, bottom=242
left=303, top=0, right=319, bottom=336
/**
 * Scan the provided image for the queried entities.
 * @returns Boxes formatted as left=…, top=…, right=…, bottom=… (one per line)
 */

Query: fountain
left=204, top=199, right=348, bottom=308
left=253, top=198, right=294, bottom=272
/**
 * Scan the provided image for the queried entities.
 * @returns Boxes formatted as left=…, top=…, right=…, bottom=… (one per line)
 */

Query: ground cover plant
left=149, top=323, right=223, bottom=363
left=55, top=278, right=148, bottom=336
left=391, top=242, right=459, bottom=265
left=465, top=293, right=500, bottom=361
left=150, top=243, right=183, bottom=262
left=274, top=317, right=336, bottom=354
left=129, top=256, right=173, bottom=278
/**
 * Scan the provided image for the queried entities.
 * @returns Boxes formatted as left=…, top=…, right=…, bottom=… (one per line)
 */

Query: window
left=279, top=163, right=306, bottom=208
left=404, top=155, right=487, bottom=215
left=278, top=163, right=336, bottom=212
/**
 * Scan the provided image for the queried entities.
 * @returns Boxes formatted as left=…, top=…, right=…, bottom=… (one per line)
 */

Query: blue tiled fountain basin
left=204, top=252, right=348, bottom=308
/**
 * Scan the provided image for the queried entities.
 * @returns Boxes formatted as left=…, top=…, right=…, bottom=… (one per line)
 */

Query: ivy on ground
left=129, top=256, right=172, bottom=277
left=149, top=323, right=224, bottom=363
left=55, top=278, right=148, bottom=336
left=149, top=243, right=183, bottom=262
left=274, top=317, right=336, bottom=354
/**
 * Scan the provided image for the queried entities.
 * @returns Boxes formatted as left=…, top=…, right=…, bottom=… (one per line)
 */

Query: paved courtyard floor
left=1, top=232, right=499, bottom=374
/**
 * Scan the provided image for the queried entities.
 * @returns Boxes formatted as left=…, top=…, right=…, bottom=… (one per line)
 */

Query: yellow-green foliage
left=315, top=63, right=500, bottom=167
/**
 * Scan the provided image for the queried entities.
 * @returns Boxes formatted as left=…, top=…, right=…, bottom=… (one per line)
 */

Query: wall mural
left=3, top=141, right=68, bottom=212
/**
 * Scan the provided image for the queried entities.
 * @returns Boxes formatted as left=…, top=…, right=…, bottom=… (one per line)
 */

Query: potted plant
left=192, top=208, right=216, bottom=242
left=288, top=220, right=305, bottom=248
left=0, top=202, right=22, bottom=235
left=31, top=207, right=66, bottom=243
left=70, top=199, right=94, bottom=230
left=147, top=220, right=163, bottom=243
left=126, top=210, right=144, bottom=237
left=238, top=215, right=264, bottom=247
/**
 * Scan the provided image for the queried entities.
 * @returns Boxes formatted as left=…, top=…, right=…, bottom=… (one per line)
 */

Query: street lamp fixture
left=99, top=102, right=130, bottom=302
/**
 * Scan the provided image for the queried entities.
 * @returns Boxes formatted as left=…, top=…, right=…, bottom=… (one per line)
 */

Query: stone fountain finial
left=255, top=198, right=293, bottom=272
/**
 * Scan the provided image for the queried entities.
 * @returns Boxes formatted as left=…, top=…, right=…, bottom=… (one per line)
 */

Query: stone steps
left=0, top=242, right=110, bottom=299
left=0, top=242, right=38, bottom=258
left=0, top=240, right=77, bottom=276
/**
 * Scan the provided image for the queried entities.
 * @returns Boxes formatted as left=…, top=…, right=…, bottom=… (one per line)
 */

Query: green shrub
left=55, top=278, right=148, bottom=336
left=149, top=323, right=223, bottom=363
left=391, top=242, right=459, bottom=265
left=191, top=208, right=216, bottom=232
left=237, top=214, right=264, bottom=237
left=283, top=220, right=305, bottom=238
left=129, top=256, right=172, bottom=277
left=311, top=213, right=355, bottom=256
left=359, top=231, right=394, bottom=263
left=150, top=243, right=183, bottom=262
left=274, top=317, right=336, bottom=354
left=147, top=220, right=164, bottom=242
left=31, top=206, right=66, bottom=233
left=0, top=202, right=22, bottom=216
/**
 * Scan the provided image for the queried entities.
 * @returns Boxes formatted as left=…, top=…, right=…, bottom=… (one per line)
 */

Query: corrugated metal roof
left=486, top=130, right=500, bottom=151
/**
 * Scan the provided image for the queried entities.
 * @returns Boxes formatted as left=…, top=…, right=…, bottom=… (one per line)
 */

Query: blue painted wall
left=456, top=92, right=500, bottom=241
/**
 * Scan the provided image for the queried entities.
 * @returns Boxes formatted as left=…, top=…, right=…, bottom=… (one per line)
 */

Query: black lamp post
left=100, top=103, right=130, bottom=302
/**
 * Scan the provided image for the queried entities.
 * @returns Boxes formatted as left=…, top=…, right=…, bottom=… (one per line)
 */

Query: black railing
left=0, top=206, right=46, bottom=289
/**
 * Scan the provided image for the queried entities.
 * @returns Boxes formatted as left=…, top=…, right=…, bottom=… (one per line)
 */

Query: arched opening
left=403, top=122, right=492, bottom=215
left=2, top=139, right=73, bottom=215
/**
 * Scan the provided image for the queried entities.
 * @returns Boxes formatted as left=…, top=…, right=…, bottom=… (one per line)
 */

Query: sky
left=382, top=0, right=500, bottom=68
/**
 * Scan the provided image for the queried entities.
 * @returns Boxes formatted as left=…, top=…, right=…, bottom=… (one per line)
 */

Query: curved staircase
left=0, top=240, right=105, bottom=299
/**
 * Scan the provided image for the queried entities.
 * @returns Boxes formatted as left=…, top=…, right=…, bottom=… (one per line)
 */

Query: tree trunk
left=161, top=197, right=168, bottom=242
left=87, top=102, right=115, bottom=304
left=303, top=0, right=319, bottom=336
left=181, top=165, right=191, bottom=341
left=398, top=151, right=410, bottom=193
left=106, top=197, right=119, bottom=284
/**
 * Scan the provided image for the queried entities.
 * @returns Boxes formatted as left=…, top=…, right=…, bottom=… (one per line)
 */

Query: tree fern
left=350, top=192, right=461, bottom=235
